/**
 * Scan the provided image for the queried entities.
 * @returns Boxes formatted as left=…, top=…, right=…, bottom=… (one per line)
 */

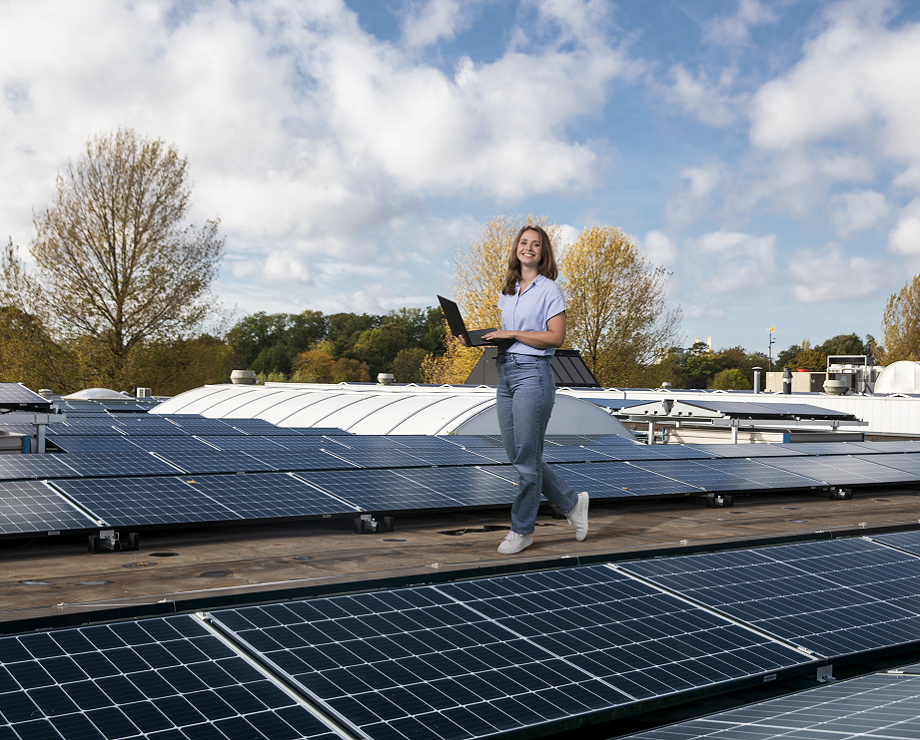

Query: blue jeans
left=496, top=353, right=578, bottom=534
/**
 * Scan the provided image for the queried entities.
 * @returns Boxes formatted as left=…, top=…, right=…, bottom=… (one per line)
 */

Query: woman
left=480, top=224, right=589, bottom=555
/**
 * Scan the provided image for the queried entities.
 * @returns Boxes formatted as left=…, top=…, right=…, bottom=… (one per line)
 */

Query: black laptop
left=437, top=295, right=500, bottom=346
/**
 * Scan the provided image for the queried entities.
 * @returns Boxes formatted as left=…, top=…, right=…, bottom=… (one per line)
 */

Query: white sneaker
left=566, top=491, right=589, bottom=542
left=497, top=531, right=533, bottom=555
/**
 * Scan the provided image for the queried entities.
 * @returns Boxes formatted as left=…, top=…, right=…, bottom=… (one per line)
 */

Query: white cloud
left=687, top=231, right=776, bottom=295
left=888, top=197, right=920, bottom=255
left=704, top=0, right=777, bottom=46
left=0, top=0, right=631, bottom=301
left=749, top=0, right=920, bottom=177
left=667, top=65, right=743, bottom=127
left=828, top=189, right=889, bottom=238
left=665, top=163, right=725, bottom=225
left=787, top=244, right=887, bottom=302
left=643, top=230, right=678, bottom=266
left=400, top=0, right=480, bottom=48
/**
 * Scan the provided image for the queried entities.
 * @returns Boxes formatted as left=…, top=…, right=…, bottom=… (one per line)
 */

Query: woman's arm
left=483, top=311, right=566, bottom=349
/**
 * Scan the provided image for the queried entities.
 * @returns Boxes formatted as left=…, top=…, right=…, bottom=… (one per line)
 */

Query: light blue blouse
left=497, top=274, right=566, bottom=356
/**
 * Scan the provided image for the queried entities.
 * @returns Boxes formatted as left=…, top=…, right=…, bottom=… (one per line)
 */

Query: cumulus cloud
left=828, top=189, right=889, bottom=238
left=0, top=0, right=631, bottom=314
left=400, top=0, right=480, bottom=48
left=749, top=0, right=920, bottom=176
left=665, top=163, right=725, bottom=225
left=643, top=230, right=679, bottom=266
left=686, top=231, right=776, bottom=295
left=888, top=197, right=920, bottom=255
left=667, top=66, right=744, bottom=127
left=787, top=244, right=887, bottom=303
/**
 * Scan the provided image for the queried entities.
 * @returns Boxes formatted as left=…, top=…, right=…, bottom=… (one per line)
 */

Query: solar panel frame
left=689, top=458, right=825, bottom=489
left=0, top=614, right=343, bottom=740
left=50, top=477, right=240, bottom=527
left=628, top=459, right=771, bottom=491
left=619, top=538, right=920, bottom=658
left=294, top=468, right=452, bottom=511
left=395, top=466, right=518, bottom=507
left=751, top=456, right=884, bottom=486
left=184, top=473, right=357, bottom=519
left=0, top=480, right=99, bottom=535
left=553, top=462, right=704, bottom=498
left=46, top=436, right=147, bottom=454
left=206, top=564, right=815, bottom=740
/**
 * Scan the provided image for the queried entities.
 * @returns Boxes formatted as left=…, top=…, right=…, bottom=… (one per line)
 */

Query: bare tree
left=20, top=128, right=224, bottom=388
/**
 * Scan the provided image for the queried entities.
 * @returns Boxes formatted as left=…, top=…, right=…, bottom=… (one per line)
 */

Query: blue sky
left=3, top=0, right=920, bottom=356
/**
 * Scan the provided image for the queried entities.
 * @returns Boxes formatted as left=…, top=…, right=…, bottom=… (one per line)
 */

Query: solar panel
left=856, top=453, right=920, bottom=477
left=619, top=538, right=920, bottom=658
left=0, top=454, right=83, bottom=481
left=869, top=529, right=920, bottom=557
left=628, top=460, right=770, bottom=491
left=185, top=473, right=356, bottom=519
left=325, top=435, right=408, bottom=449
left=0, top=614, right=342, bottom=740
left=194, top=435, right=289, bottom=451
left=0, top=480, right=98, bottom=535
left=206, top=565, right=813, bottom=740
left=119, top=436, right=222, bottom=453
left=599, top=445, right=717, bottom=461
left=267, top=436, right=346, bottom=450
left=153, top=451, right=278, bottom=475
left=243, top=449, right=359, bottom=472
left=849, top=440, right=920, bottom=454
left=691, top=458, right=824, bottom=489
left=296, top=469, right=443, bottom=511
left=747, top=456, right=880, bottom=486
left=50, top=477, right=239, bottom=527
left=164, top=420, right=240, bottom=434
left=767, top=441, right=869, bottom=456
left=388, top=435, right=469, bottom=449
left=49, top=423, right=126, bottom=435
left=620, top=673, right=920, bottom=740
left=540, top=447, right=621, bottom=463
left=395, top=467, right=518, bottom=507
left=0, top=382, right=50, bottom=410
left=683, top=443, right=808, bottom=458
left=47, top=436, right=145, bottom=454
left=580, top=433, right=642, bottom=445
left=544, top=434, right=604, bottom=446
left=442, top=435, right=506, bottom=448
left=552, top=462, right=703, bottom=498
left=328, top=446, right=502, bottom=469
left=807, top=455, right=920, bottom=484
left=50, top=452, right=184, bottom=478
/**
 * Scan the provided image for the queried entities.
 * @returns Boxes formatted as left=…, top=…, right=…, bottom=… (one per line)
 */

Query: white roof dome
left=874, top=361, right=920, bottom=395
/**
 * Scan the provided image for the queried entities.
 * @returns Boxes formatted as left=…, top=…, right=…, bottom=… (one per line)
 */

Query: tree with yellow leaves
left=882, top=275, right=920, bottom=362
left=560, top=226, right=681, bottom=387
left=423, top=215, right=560, bottom=384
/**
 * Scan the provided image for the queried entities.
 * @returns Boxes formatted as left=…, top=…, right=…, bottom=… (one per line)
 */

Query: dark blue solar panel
left=850, top=440, right=920, bottom=454
left=325, top=435, right=408, bottom=449
left=760, top=455, right=918, bottom=485
left=621, top=673, right=920, bottom=740
left=0, top=614, right=341, bottom=740
left=599, top=445, right=717, bottom=461
left=690, top=458, right=824, bottom=489
left=296, top=469, right=450, bottom=511
left=118, top=436, right=221, bottom=453
left=49, top=423, right=126, bottom=435
left=552, top=463, right=702, bottom=498
left=0, top=455, right=82, bottom=481
left=328, top=447, right=501, bottom=469
left=620, top=538, right=920, bottom=658
left=683, top=443, right=808, bottom=458
left=441, top=435, right=505, bottom=448
left=395, top=467, right=518, bottom=507
left=0, top=480, right=98, bottom=534
left=242, top=450, right=359, bottom=472
left=629, top=460, right=769, bottom=491
left=539, top=447, right=621, bottom=463
left=207, top=565, right=813, bottom=740
left=51, top=477, right=239, bottom=527
left=50, top=453, right=184, bottom=478
left=153, top=451, right=278, bottom=475
left=193, top=436, right=289, bottom=451
left=388, top=435, right=472, bottom=449
left=186, top=473, right=355, bottom=519
left=767, top=442, right=869, bottom=456
left=47, top=436, right=145, bottom=454
left=266, top=436, right=344, bottom=450
left=870, top=529, right=920, bottom=557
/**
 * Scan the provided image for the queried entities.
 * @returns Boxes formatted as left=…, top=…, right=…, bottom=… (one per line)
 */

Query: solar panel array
left=14, top=536, right=920, bottom=740
left=7, top=399, right=920, bottom=539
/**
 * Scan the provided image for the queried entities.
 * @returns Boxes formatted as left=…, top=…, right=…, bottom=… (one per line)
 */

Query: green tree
left=390, top=348, right=428, bottom=383
left=711, top=368, right=750, bottom=390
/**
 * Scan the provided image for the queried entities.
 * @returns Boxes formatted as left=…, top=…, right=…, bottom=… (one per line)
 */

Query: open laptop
left=437, top=295, right=500, bottom=346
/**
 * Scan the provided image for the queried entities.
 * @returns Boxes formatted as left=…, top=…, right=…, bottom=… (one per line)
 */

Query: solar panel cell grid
left=245, top=450, right=358, bottom=472
left=0, top=480, right=97, bottom=534
left=45, top=436, right=145, bottom=454
left=629, top=460, right=769, bottom=491
left=296, top=469, right=447, bottom=511
left=553, top=463, right=702, bottom=498
left=208, top=565, right=813, bottom=740
left=619, top=538, right=920, bottom=658
left=0, top=455, right=82, bottom=481
left=154, top=451, right=279, bottom=475
left=0, top=615, right=341, bottom=740
left=395, top=467, right=517, bottom=507
left=50, top=477, right=239, bottom=528
left=194, top=436, right=289, bottom=451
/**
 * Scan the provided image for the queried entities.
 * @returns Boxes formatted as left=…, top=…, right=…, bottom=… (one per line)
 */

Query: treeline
left=227, top=308, right=446, bottom=384
left=656, top=333, right=878, bottom=390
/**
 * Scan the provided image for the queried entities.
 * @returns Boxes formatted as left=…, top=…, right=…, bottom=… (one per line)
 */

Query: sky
left=2, top=0, right=920, bottom=357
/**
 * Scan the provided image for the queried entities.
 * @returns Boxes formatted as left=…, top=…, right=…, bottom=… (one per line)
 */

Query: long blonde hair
left=502, top=225, right=558, bottom=295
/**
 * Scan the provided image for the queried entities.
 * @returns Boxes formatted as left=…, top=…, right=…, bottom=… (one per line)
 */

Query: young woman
left=480, top=225, right=589, bottom=555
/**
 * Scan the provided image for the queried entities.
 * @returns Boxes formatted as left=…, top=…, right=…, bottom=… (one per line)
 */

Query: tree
left=561, top=226, right=681, bottom=387
left=882, top=276, right=920, bottom=362
left=390, top=348, right=428, bottom=383
left=12, top=128, right=224, bottom=389
left=711, top=368, right=750, bottom=390
left=425, top=215, right=560, bottom=385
